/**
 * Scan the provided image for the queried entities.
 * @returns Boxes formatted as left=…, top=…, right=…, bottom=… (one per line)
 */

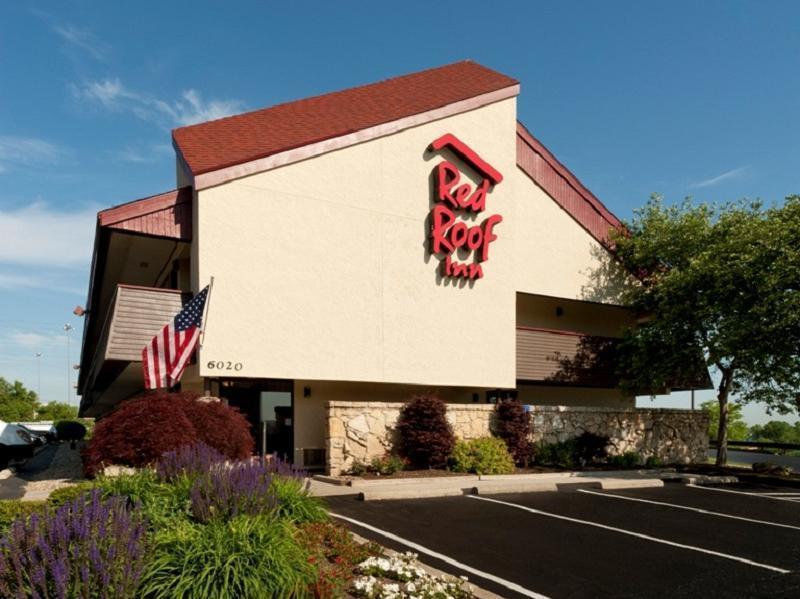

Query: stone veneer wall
left=325, top=401, right=709, bottom=475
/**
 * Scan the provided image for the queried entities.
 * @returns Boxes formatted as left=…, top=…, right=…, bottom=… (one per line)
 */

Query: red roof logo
left=428, top=134, right=503, bottom=281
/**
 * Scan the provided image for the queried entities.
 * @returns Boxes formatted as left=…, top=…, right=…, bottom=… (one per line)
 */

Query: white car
left=16, top=421, right=57, bottom=444
left=0, top=420, right=39, bottom=469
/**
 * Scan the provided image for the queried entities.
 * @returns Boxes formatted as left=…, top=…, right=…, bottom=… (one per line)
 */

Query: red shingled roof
left=173, top=61, right=518, bottom=176
left=516, top=122, right=623, bottom=248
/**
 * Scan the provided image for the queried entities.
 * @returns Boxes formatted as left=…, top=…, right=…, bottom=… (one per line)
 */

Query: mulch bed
left=353, top=464, right=660, bottom=480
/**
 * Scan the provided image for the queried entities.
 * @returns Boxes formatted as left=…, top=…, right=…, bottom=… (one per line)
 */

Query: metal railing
left=710, top=439, right=800, bottom=454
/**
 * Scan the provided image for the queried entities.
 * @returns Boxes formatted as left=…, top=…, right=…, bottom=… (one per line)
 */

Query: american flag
left=142, top=285, right=209, bottom=389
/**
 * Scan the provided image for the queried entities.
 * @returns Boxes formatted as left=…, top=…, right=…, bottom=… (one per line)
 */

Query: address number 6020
left=207, top=361, right=243, bottom=371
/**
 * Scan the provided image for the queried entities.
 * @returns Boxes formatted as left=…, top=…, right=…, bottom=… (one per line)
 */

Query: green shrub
left=270, top=476, right=328, bottom=524
left=347, top=461, right=368, bottom=476
left=645, top=455, right=664, bottom=468
left=0, top=500, right=46, bottom=534
left=608, top=451, right=642, bottom=469
left=140, top=516, right=316, bottom=599
left=575, top=432, right=610, bottom=464
left=55, top=419, right=87, bottom=442
left=369, top=455, right=405, bottom=475
left=450, top=437, right=515, bottom=475
left=534, top=439, right=579, bottom=469
left=47, top=482, right=96, bottom=507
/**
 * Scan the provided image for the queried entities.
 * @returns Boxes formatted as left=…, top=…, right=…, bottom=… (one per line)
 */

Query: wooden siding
left=104, top=285, right=187, bottom=361
left=516, top=327, right=618, bottom=387
left=99, top=187, right=192, bottom=241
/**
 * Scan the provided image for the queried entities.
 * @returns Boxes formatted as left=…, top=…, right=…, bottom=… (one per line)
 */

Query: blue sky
left=0, top=1, right=798, bottom=423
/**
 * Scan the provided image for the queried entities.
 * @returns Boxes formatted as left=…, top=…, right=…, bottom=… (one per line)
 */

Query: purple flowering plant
left=0, top=490, right=147, bottom=599
left=190, top=459, right=278, bottom=523
left=155, top=442, right=226, bottom=483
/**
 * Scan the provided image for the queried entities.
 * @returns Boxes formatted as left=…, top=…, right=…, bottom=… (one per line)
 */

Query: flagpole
left=199, top=276, right=214, bottom=349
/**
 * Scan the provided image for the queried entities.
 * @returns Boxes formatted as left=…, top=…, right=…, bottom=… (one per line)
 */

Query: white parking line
left=757, top=492, right=800, bottom=497
left=329, top=512, right=551, bottom=599
left=468, top=495, right=790, bottom=574
left=688, top=484, right=800, bottom=503
left=577, top=489, right=800, bottom=531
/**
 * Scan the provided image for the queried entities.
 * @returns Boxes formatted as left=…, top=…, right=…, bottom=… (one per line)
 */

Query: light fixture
left=303, top=386, right=311, bottom=398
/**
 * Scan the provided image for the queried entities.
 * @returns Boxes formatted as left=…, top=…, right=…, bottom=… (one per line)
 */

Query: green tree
left=611, top=196, right=800, bottom=465
left=749, top=420, right=800, bottom=444
left=701, top=400, right=749, bottom=441
left=0, top=377, right=40, bottom=421
left=36, top=401, right=78, bottom=422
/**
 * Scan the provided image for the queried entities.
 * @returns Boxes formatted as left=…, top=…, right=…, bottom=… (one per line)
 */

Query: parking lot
left=326, top=482, right=800, bottom=598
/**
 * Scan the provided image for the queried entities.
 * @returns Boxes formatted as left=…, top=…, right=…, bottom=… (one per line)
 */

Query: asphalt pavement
left=326, top=482, right=800, bottom=598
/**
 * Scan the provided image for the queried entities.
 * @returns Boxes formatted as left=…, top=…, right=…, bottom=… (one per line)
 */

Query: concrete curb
left=473, top=481, right=559, bottom=495
left=600, top=478, right=664, bottom=490
left=356, top=476, right=668, bottom=500
left=359, top=486, right=469, bottom=501
left=350, top=475, right=478, bottom=489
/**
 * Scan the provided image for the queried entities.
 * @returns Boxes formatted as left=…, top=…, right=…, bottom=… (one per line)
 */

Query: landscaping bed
left=0, top=391, right=479, bottom=598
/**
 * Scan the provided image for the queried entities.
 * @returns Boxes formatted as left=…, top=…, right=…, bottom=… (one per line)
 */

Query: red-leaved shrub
left=177, top=395, right=253, bottom=460
left=396, top=394, right=455, bottom=469
left=82, top=395, right=196, bottom=477
left=82, top=391, right=254, bottom=477
left=494, top=400, right=531, bottom=466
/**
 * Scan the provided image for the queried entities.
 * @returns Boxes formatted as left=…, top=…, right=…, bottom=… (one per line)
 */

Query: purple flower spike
left=0, top=489, right=147, bottom=598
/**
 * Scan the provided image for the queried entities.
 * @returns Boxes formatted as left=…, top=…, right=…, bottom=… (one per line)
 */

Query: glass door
left=259, top=388, right=293, bottom=461
left=219, top=379, right=294, bottom=462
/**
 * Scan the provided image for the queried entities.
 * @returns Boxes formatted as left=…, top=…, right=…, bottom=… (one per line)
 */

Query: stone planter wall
left=325, top=401, right=708, bottom=475
left=529, top=406, right=709, bottom=465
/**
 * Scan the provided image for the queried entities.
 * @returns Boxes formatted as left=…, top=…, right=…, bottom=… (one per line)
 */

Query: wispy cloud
left=72, top=78, right=244, bottom=127
left=113, top=143, right=173, bottom=164
left=0, top=136, right=63, bottom=173
left=52, top=23, right=108, bottom=60
left=689, top=166, right=750, bottom=189
left=32, top=8, right=108, bottom=60
left=0, top=201, right=96, bottom=268
left=10, top=332, right=67, bottom=350
left=0, top=272, right=85, bottom=295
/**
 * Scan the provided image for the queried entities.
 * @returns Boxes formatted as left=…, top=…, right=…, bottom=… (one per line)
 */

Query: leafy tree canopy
left=0, top=377, right=39, bottom=421
left=611, top=195, right=800, bottom=464
left=0, top=377, right=78, bottom=422
left=36, top=402, right=78, bottom=422
left=700, top=400, right=749, bottom=441
left=749, top=420, right=800, bottom=444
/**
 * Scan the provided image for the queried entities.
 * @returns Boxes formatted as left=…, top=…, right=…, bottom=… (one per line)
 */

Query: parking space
left=325, top=482, right=800, bottom=598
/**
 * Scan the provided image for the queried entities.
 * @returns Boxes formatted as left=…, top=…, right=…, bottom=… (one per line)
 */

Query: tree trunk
left=715, top=368, right=734, bottom=466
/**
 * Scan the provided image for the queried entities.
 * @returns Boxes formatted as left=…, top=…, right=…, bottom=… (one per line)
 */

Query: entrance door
left=220, top=380, right=294, bottom=462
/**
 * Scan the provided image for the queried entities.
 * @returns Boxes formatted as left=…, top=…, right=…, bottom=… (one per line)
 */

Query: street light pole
left=35, top=352, right=42, bottom=400
left=64, top=324, right=73, bottom=403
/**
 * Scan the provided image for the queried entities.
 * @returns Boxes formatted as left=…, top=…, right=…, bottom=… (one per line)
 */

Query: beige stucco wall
left=516, top=293, right=634, bottom=338
left=512, top=170, right=630, bottom=304
left=191, top=93, right=633, bottom=396
left=196, top=98, right=519, bottom=388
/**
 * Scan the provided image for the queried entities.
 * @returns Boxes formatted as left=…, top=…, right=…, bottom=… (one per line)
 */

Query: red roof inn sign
left=429, top=134, right=503, bottom=281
